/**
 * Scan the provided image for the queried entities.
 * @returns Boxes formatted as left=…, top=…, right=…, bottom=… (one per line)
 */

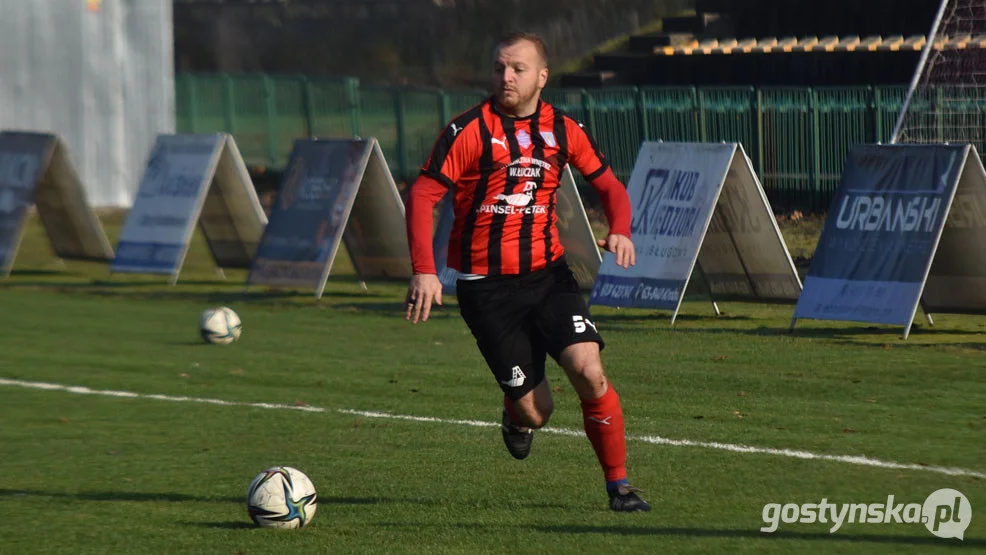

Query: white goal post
left=892, top=0, right=986, bottom=149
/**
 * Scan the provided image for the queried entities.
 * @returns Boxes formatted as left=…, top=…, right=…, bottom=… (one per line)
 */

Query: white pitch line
left=341, top=409, right=986, bottom=479
left=2, top=378, right=983, bottom=479
left=0, top=378, right=329, bottom=414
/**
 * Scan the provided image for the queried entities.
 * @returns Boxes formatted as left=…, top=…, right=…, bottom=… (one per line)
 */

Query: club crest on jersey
left=516, top=130, right=532, bottom=149
left=540, top=131, right=556, bottom=147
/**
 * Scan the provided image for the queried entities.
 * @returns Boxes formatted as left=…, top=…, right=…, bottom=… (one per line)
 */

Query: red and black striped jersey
left=421, top=97, right=609, bottom=276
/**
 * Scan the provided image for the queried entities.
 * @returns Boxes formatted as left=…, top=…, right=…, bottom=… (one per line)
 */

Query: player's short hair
left=496, top=32, right=549, bottom=68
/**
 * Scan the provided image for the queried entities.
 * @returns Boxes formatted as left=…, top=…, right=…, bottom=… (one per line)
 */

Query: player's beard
left=497, top=85, right=539, bottom=115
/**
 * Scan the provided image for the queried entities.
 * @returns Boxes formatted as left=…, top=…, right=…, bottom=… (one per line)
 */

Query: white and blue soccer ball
left=246, top=466, right=318, bottom=529
left=199, top=306, right=241, bottom=345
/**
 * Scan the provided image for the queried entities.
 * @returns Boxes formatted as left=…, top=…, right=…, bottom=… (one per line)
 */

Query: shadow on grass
left=786, top=324, right=986, bottom=351
left=0, top=488, right=242, bottom=504
left=85, top=289, right=319, bottom=304
left=167, top=340, right=216, bottom=346
left=0, top=489, right=434, bottom=508
left=192, top=521, right=257, bottom=530
left=7, top=269, right=83, bottom=277
left=591, top=311, right=757, bottom=325
left=191, top=497, right=420, bottom=530
left=0, top=270, right=401, bottom=301
left=864, top=342, right=986, bottom=352
left=190, top=495, right=435, bottom=530
left=333, top=301, right=463, bottom=318
left=632, top=319, right=980, bottom=343
left=0, top=278, right=392, bottom=305
left=4, top=277, right=233, bottom=288
left=374, top=520, right=980, bottom=547
left=532, top=524, right=982, bottom=548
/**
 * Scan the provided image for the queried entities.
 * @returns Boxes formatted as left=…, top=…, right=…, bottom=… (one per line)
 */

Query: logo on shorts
left=500, top=366, right=526, bottom=388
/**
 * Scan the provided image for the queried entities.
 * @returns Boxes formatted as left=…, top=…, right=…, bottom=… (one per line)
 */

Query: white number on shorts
left=572, top=315, right=596, bottom=334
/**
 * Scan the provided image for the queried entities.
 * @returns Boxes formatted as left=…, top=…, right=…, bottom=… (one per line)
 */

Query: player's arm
left=589, top=168, right=634, bottom=269
left=404, top=115, right=479, bottom=323
left=565, top=118, right=635, bottom=269
left=405, top=174, right=447, bottom=324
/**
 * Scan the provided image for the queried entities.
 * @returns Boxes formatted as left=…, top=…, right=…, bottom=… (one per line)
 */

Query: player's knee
left=563, top=356, right=608, bottom=399
left=574, top=366, right=607, bottom=396
left=520, top=409, right=551, bottom=429
left=517, top=401, right=552, bottom=429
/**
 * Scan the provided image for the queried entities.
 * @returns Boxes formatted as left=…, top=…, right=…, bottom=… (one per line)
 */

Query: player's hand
left=597, top=234, right=636, bottom=269
left=404, top=273, right=443, bottom=324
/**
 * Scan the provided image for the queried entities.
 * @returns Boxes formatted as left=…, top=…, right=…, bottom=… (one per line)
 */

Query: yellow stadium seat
left=712, top=38, right=739, bottom=54
left=970, top=34, right=986, bottom=48
left=859, top=35, right=883, bottom=51
left=792, top=36, right=819, bottom=52
left=942, top=33, right=971, bottom=49
left=697, top=38, right=720, bottom=54
left=736, top=37, right=759, bottom=53
left=642, top=31, right=959, bottom=58
left=751, top=37, right=779, bottom=53
left=655, top=39, right=698, bottom=56
left=817, top=35, right=840, bottom=52
left=834, top=35, right=861, bottom=52
left=876, top=35, right=905, bottom=51
left=902, top=35, right=926, bottom=51
left=671, top=39, right=701, bottom=55
left=777, top=36, right=799, bottom=52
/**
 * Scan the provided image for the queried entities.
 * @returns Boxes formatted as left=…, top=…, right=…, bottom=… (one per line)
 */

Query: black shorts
left=456, top=258, right=605, bottom=401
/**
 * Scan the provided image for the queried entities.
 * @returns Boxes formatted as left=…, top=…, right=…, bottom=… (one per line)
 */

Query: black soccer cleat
left=608, top=484, right=651, bottom=512
left=500, top=408, right=534, bottom=460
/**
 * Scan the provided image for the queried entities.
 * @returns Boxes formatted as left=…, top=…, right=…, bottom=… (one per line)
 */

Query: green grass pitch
left=0, top=213, right=983, bottom=554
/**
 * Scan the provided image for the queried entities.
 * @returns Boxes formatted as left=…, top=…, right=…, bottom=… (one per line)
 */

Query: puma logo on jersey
left=500, top=365, right=526, bottom=388
left=450, top=123, right=463, bottom=136
left=491, top=136, right=508, bottom=150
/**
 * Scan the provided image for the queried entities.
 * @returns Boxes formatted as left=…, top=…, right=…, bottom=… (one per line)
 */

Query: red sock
left=504, top=394, right=522, bottom=425
left=581, top=385, right=627, bottom=482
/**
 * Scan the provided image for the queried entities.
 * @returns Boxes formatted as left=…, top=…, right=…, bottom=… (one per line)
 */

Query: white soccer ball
left=246, top=466, right=318, bottom=529
left=199, top=306, right=242, bottom=345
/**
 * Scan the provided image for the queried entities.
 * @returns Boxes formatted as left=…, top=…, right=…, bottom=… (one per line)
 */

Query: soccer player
left=403, top=32, right=649, bottom=512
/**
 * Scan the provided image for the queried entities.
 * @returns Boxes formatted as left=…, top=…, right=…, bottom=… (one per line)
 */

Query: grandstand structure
left=562, top=0, right=952, bottom=87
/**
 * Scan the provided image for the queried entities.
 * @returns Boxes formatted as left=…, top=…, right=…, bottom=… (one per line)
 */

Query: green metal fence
left=176, top=73, right=918, bottom=213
